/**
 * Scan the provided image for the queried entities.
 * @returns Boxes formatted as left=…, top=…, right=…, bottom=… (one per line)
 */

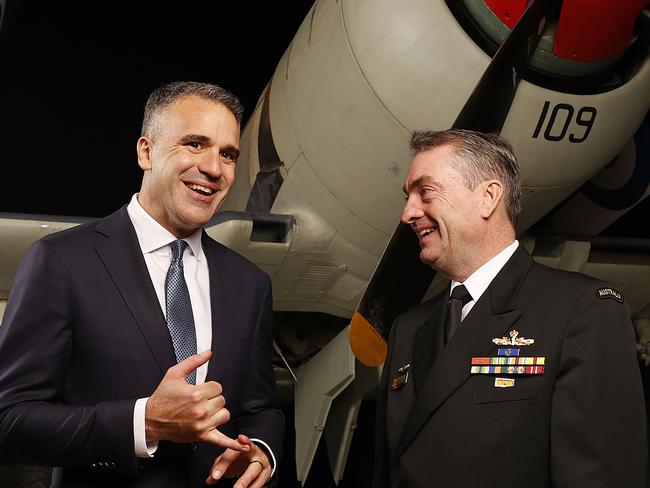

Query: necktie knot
left=450, top=284, right=472, bottom=306
left=170, top=239, right=188, bottom=264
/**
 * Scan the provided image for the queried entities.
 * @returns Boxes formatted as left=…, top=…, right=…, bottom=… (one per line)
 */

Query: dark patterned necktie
left=444, top=284, right=472, bottom=345
left=165, top=239, right=197, bottom=384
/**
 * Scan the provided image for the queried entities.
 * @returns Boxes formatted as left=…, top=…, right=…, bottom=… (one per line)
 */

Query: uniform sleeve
left=550, top=281, right=647, bottom=487
left=0, top=240, right=139, bottom=474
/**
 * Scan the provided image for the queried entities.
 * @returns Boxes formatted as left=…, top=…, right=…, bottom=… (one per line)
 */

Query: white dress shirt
left=450, top=240, right=519, bottom=321
left=126, top=194, right=276, bottom=472
left=127, top=194, right=211, bottom=457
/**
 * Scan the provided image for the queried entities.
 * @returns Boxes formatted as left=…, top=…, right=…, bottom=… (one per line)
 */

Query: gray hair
left=409, top=129, right=522, bottom=226
left=141, top=81, right=244, bottom=138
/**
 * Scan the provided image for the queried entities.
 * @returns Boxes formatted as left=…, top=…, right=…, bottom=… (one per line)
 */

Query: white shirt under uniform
left=126, top=194, right=276, bottom=472
left=449, top=240, right=519, bottom=320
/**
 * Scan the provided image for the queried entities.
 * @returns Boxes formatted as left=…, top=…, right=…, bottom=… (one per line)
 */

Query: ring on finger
left=249, top=459, right=264, bottom=470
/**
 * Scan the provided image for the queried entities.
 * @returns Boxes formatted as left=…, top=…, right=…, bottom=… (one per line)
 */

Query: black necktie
left=444, top=284, right=472, bottom=345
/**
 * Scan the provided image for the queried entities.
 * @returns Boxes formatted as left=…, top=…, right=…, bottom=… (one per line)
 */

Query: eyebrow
left=179, top=134, right=211, bottom=145
left=403, top=175, right=435, bottom=195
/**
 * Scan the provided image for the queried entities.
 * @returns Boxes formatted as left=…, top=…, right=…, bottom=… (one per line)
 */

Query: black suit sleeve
left=234, top=274, right=284, bottom=465
left=0, top=240, right=139, bottom=474
left=550, top=281, right=647, bottom=486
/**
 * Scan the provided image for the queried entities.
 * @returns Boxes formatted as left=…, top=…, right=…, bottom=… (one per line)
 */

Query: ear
left=136, top=136, right=153, bottom=171
left=479, top=179, right=504, bottom=219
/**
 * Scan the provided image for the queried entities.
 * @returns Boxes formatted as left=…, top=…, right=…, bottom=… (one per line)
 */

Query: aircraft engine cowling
left=219, top=0, right=650, bottom=320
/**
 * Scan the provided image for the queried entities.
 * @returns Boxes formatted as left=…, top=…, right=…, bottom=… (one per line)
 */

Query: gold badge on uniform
left=494, top=377, right=515, bottom=388
left=492, top=329, right=534, bottom=347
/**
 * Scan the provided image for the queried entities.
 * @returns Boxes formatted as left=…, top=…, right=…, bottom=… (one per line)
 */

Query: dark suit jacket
left=0, top=206, right=284, bottom=487
left=373, top=245, right=647, bottom=488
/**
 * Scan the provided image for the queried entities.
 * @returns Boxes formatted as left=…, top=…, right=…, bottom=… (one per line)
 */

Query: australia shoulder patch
left=596, top=287, right=623, bottom=303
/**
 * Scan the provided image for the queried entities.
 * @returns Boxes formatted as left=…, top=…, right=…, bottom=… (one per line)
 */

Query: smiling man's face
left=401, top=144, right=485, bottom=278
left=136, top=95, right=240, bottom=238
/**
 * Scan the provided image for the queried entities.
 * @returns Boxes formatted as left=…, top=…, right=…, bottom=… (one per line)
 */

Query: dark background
left=0, top=0, right=314, bottom=218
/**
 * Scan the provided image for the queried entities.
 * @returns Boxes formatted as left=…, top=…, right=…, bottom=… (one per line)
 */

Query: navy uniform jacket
left=0, top=207, right=284, bottom=487
left=373, top=245, right=646, bottom=488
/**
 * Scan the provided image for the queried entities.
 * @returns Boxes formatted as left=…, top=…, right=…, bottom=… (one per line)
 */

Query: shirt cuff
left=133, top=397, right=158, bottom=458
left=250, top=438, right=276, bottom=476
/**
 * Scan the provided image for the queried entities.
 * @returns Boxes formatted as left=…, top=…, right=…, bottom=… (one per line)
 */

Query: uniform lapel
left=385, top=296, right=446, bottom=458
left=412, top=295, right=446, bottom=394
left=202, top=234, right=239, bottom=381
left=94, top=206, right=176, bottom=375
left=392, top=246, right=533, bottom=463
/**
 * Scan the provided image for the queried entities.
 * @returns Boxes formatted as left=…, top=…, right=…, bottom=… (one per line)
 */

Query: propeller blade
left=452, top=0, right=558, bottom=131
left=349, top=223, right=435, bottom=366
left=350, top=0, right=560, bottom=366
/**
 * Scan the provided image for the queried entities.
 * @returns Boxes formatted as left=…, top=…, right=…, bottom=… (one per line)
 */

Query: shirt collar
left=126, top=193, right=204, bottom=261
left=450, top=240, right=519, bottom=303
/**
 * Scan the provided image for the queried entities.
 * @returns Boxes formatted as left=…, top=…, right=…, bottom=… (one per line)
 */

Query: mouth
left=185, top=182, right=216, bottom=197
left=416, top=225, right=438, bottom=240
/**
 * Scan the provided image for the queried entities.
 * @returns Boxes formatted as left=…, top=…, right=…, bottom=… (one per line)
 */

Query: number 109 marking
left=532, top=101, right=597, bottom=143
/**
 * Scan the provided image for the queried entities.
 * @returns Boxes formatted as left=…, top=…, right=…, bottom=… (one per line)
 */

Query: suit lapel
left=203, top=234, right=239, bottom=381
left=94, top=207, right=176, bottom=375
left=392, top=246, right=533, bottom=463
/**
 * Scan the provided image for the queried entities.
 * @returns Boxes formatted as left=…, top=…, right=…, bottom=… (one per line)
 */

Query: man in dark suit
left=0, top=81, right=284, bottom=487
left=373, top=129, right=647, bottom=487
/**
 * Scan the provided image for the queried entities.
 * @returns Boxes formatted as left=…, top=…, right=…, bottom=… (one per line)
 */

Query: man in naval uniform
left=373, top=129, right=646, bottom=487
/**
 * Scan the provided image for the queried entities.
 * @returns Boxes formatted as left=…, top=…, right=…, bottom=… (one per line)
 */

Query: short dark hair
left=141, top=81, right=244, bottom=138
left=409, top=129, right=522, bottom=226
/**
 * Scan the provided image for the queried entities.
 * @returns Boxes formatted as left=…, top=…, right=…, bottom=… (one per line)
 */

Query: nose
left=198, top=150, right=224, bottom=179
left=401, top=197, right=424, bottom=225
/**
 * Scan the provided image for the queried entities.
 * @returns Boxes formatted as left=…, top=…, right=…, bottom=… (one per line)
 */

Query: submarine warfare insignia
left=391, top=363, right=411, bottom=391
left=470, top=346, right=545, bottom=376
left=492, top=329, right=534, bottom=347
